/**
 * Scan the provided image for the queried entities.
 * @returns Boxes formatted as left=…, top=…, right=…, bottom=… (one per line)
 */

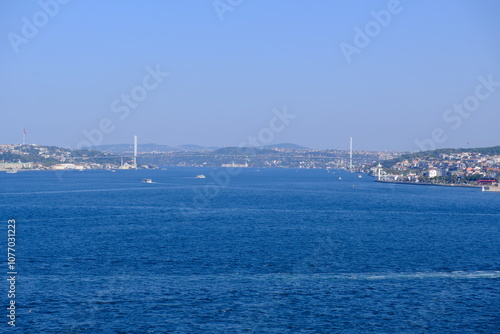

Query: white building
left=51, top=164, right=84, bottom=170
left=0, top=162, right=33, bottom=170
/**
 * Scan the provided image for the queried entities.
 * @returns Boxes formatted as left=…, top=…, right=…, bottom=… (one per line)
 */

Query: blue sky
left=1, top=0, right=500, bottom=151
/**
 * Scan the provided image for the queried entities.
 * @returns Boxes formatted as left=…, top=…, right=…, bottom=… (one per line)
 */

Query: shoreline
left=374, top=180, right=482, bottom=189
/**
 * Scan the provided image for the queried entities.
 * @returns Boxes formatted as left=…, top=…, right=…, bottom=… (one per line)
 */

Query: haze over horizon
left=2, top=0, right=500, bottom=152
left=27, top=141, right=500, bottom=154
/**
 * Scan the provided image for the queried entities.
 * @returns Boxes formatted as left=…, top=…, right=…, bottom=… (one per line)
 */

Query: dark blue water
left=1, top=168, right=499, bottom=333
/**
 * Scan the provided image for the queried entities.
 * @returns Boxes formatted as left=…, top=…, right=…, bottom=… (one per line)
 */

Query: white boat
left=6, top=170, right=18, bottom=174
left=142, top=178, right=153, bottom=183
left=338, top=177, right=342, bottom=180
left=195, top=175, right=206, bottom=179
left=357, top=175, right=362, bottom=178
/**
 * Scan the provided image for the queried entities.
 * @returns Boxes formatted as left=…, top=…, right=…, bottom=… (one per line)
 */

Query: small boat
left=195, top=175, right=206, bottom=179
left=357, top=175, right=362, bottom=178
left=6, top=170, right=18, bottom=174
left=142, top=178, right=153, bottom=183
left=338, top=177, right=342, bottom=180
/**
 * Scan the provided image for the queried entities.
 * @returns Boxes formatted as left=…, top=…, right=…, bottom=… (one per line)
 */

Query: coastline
left=374, top=180, right=482, bottom=189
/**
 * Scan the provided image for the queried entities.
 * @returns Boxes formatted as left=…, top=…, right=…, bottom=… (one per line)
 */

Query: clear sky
left=1, top=0, right=500, bottom=151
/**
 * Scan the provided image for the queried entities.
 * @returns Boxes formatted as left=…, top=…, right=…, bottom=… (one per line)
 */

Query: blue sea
left=1, top=168, right=499, bottom=333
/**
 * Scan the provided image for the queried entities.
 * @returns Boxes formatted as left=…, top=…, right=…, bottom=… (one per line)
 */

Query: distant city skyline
left=1, top=0, right=500, bottom=151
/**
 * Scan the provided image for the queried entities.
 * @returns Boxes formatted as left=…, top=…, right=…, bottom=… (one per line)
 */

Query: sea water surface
left=0, top=168, right=499, bottom=333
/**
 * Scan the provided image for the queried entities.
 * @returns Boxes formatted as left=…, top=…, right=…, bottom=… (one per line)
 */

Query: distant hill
left=91, top=144, right=221, bottom=153
left=261, top=143, right=309, bottom=150
left=92, top=143, right=307, bottom=154
left=177, top=144, right=220, bottom=151
left=213, top=147, right=279, bottom=155
left=409, top=145, right=500, bottom=158
left=91, top=144, right=179, bottom=153
left=382, top=145, right=500, bottom=167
